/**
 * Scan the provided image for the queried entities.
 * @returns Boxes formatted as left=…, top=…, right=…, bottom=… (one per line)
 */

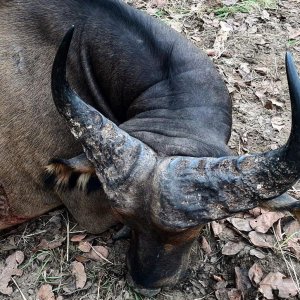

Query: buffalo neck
left=66, top=3, right=232, bottom=158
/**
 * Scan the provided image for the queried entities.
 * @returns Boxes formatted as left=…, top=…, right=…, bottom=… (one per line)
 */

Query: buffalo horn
left=51, top=27, right=156, bottom=207
left=153, top=53, right=300, bottom=228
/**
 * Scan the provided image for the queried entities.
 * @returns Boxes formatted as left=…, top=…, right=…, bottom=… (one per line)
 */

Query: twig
left=273, top=227, right=300, bottom=295
left=11, top=277, right=27, bottom=300
left=97, top=277, right=101, bottom=300
left=90, top=245, right=113, bottom=264
left=66, top=213, right=70, bottom=262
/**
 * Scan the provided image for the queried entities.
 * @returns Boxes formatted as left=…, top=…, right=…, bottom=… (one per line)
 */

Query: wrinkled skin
left=1, top=0, right=300, bottom=295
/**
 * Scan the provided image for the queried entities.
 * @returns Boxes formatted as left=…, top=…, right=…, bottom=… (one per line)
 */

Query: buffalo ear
left=44, top=153, right=101, bottom=193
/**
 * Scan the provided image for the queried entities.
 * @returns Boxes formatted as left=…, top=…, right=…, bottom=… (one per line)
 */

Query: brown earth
left=1, top=0, right=300, bottom=299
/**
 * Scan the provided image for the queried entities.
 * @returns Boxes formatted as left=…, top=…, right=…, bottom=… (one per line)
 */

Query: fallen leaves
left=249, top=231, right=275, bottom=248
left=0, top=251, right=24, bottom=295
left=36, top=238, right=65, bottom=250
left=248, top=263, right=263, bottom=286
left=37, top=284, right=56, bottom=300
left=70, top=234, right=87, bottom=242
left=84, top=246, right=109, bottom=262
left=271, top=116, right=285, bottom=132
left=229, top=217, right=252, bottom=232
left=249, top=248, right=265, bottom=259
left=235, top=267, right=252, bottom=296
left=250, top=211, right=285, bottom=233
left=213, top=21, right=232, bottom=57
left=222, top=241, right=245, bottom=256
left=200, top=236, right=212, bottom=255
left=209, top=205, right=300, bottom=299
left=75, top=238, right=110, bottom=262
left=78, top=241, right=92, bottom=253
left=259, top=272, right=298, bottom=299
left=71, top=261, right=87, bottom=289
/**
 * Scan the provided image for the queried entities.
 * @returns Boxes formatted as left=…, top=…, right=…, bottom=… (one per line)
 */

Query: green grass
left=213, top=0, right=277, bottom=19
left=287, top=39, right=300, bottom=47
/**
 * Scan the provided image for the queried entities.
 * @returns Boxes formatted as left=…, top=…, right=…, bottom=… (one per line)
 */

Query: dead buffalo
left=0, top=0, right=299, bottom=296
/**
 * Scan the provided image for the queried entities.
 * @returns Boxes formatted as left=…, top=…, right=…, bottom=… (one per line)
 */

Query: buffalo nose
left=126, top=274, right=161, bottom=297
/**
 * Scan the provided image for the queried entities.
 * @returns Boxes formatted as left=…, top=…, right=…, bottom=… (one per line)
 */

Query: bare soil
left=1, top=0, right=300, bottom=299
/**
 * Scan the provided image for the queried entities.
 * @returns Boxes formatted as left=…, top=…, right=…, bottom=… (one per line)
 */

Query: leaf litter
left=1, top=0, right=300, bottom=299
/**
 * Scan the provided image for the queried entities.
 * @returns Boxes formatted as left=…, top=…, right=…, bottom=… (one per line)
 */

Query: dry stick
left=11, top=277, right=27, bottom=300
left=288, top=255, right=300, bottom=293
left=16, top=224, right=29, bottom=247
left=90, top=245, right=113, bottom=264
left=273, top=226, right=300, bottom=295
left=66, top=214, right=70, bottom=262
left=226, top=222, right=252, bottom=243
left=57, top=249, right=64, bottom=293
left=96, top=277, right=101, bottom=300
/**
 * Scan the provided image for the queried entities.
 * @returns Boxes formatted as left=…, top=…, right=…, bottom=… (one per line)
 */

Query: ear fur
left=44, top=154, right=101, bottom=193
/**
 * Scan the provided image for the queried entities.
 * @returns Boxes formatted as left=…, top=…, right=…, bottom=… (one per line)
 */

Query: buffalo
left=0, top=0, right=299, bottom=296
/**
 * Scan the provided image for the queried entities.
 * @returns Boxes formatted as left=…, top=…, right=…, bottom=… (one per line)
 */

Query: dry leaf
left=85, top=246, right=109, bottom=261
left=75, top=255, right=89, bottom=263
left=211, top=221, right=224, bottom=236
left=71, top=234, right=87, bottom=242
left=269, top=98, right=284, bottom=108
left=261, top=10, right=270, bottom=20
left=230, top=217, right=252, bottom=232
left=200, top=236, right=212, bottom=255
left=249, top=207, right=261, bottom=217
left=213, top=275, right=225, bottom=282
left=249, top=231, right=275, bottom=248
left=271, top=116, right=285, bottom=132
left=250, top=212, right=285, bottom=233
left=249, top=248, right=265, bottom=259
left=274, top=219, right=283, bottom=241
left=150, top=0, right=166, bottom=8
left=218, top=227, right=237, bottom=241
left=222, top=241, right=245, bottom=255
left=37, top=284, right=55, bottom=300
left=215, top=288, right=229, bottom=300
left=254, top=66, right=269, bottom=75
left=287, top=239, right=300, bottom=259
left=248, top=263, right=263, bottom=286
left=213, top=22, right=232, bottom=57
left=36, top=238, right=64, bottom=250
left=227, top=288, right=242, bottom=300
left=255, top=90, right=266, bottom=101
left=289, top=29, right=300, bottom=39
left=284, top=220, right=300, bottom=238
left=235, top=267, right=252, bottom=295
left=222, top=0, right=238, bottom=5
left=78, top=241, right=92, bottom=253
left=0, top=251, right=24, bottom=295
left=259, top=272, right=298, bottom=299
left=220, top=21, right=233, bottom=32
left=71, top=261, right=87, bottom=289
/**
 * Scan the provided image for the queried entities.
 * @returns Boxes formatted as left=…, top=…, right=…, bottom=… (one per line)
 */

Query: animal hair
left=44, top=160, right=101, bottom=193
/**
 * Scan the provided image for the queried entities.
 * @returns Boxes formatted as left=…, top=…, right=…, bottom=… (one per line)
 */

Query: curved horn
left=286, top=52, right=300, bottom=159
left=153, top=53, right=300, bottom=228
left=51, top=27, right=157, bottom=207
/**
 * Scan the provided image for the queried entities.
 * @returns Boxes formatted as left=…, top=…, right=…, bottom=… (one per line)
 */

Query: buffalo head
left=51, top=27, right=300, bottom=295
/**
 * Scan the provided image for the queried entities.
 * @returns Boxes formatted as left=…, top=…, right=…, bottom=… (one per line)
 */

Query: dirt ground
left=1, top=0, right=300, bottom=299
